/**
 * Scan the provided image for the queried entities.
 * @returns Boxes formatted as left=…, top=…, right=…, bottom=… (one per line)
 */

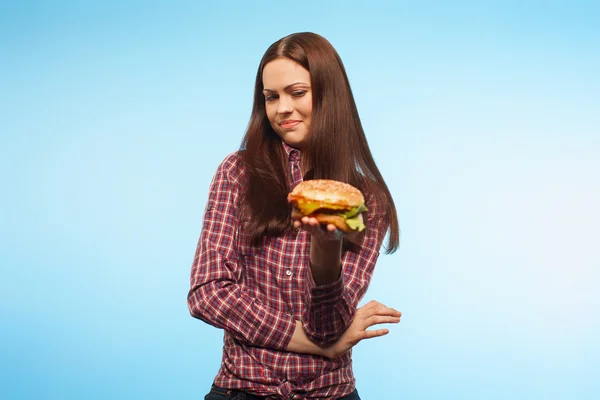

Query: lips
left=280, top=120, right=301, bottom=129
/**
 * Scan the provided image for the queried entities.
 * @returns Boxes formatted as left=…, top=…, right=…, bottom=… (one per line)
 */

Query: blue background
left=1, top=1, right=599, bottom=399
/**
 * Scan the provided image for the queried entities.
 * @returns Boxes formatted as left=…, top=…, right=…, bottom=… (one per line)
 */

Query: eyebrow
left=262, top=82, right=310, bottom=93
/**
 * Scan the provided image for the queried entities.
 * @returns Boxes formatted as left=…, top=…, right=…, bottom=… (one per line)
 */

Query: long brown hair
left=241, top=32, right=399, bottom=253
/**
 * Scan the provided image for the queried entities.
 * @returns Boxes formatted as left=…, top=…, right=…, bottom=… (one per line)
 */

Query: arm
left=287, top=300, right=402, bottom=359
left=286, top=320, right=327, bottom=356
left=299, top=199, right=388, bottom=345
left=187, top=156, right=295, bottom=350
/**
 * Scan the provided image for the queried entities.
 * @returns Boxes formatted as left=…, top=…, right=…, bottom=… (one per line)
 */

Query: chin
left=287, top=139, right=308, bottom=150
left=280, top=132, right=308, bottom=149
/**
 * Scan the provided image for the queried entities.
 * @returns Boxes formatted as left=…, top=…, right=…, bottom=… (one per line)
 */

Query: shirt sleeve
left=187, top=155, right=295, bottom=350
left=301, top=197, right=387, bottom=345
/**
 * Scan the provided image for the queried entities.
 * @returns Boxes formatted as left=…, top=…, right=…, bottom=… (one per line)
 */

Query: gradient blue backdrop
left=1, top=1, right=599, bottom=399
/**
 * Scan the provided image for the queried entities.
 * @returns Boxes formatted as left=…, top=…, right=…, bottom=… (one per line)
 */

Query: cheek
left=265, top=104, right=276, bottom=123
left=300, top=98, right=313, bottom=118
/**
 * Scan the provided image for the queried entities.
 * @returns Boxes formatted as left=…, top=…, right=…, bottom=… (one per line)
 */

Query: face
left=262, top=58, right=312, bottom=149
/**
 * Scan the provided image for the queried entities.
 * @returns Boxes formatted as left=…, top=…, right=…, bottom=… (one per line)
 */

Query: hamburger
left=287, top=179, right=368, bottom=233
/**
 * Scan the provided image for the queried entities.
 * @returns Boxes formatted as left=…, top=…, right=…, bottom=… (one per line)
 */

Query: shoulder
left=365, top=192, right=384, bottom=216
left=213, top=150, right=247, bottom=186
left=362, top=185, right=390, bottom=231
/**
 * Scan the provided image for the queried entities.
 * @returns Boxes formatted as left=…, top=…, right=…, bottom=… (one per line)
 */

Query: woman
left=188, top=32, right=401, bottom=400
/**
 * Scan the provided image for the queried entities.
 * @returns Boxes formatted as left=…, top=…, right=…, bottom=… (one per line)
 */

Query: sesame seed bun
left=287, top=179, right=365, bottom=208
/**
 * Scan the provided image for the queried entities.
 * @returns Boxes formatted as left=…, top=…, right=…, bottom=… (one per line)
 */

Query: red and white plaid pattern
left=188, top=142, right=386, bottom=399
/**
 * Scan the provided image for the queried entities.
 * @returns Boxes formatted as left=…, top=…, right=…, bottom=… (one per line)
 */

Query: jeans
left=204, top=384, right=361, bottom=400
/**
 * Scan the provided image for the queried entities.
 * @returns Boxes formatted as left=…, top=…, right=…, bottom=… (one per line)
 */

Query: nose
left=277, top=95, right=293, bottom=114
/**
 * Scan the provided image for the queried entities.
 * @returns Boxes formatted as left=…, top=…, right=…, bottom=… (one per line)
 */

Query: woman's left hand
left=293, top=216, right=363, bottom=244
left=293, top=216, right=344, bottom=241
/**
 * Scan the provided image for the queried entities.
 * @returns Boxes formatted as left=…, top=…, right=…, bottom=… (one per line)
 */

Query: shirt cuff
left=305, top=267, right=345, bottom=304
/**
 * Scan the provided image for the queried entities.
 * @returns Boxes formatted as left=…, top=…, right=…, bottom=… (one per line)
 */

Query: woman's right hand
left=323, top=300, right=402, bottom=359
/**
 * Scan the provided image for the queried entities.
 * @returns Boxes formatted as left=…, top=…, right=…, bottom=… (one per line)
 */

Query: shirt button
left=285, top=269, right=292, bottom=276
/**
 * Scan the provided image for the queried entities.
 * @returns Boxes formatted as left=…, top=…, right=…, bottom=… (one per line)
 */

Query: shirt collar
left=281, top=141, right=315, bottom=180
left=282, top=141, right=301, bottom=162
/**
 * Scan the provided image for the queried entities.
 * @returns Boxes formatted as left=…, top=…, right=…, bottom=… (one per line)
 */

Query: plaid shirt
left=188, top=142, right=387, bottom=399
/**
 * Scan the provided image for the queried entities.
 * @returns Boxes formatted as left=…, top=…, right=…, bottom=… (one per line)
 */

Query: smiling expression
left=262, top=58, right=312, bottom=150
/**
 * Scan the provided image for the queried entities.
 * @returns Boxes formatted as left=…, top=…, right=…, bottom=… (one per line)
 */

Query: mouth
left=280, top=120, right=301, bottom=129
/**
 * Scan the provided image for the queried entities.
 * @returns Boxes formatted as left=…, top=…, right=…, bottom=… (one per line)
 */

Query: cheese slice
left=295, top=199, right=349, bottom=215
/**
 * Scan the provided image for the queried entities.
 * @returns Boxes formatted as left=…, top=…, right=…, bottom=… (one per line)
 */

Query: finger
left=381, top=308, right=401, bottom=318
left=296, top=218, right=322, bottom=233
left=361, top=301, right=401, bottom=317
left=362, top=328, right=390, bottom=339
left=302, top=220, right=342, bottom=240
left=365, top=300, right=380, bottom=308
left=374, top=304, right=402, bottom=317
left=307, top=217, right=320, bottom=226
left=325, top=227, right=343, bottom=240
left=364, top=315, right=401, bottom=327
left=382, top=306, right=401, bottom=317
left=299, top=217, right=326, bottom=233
left=355, top=300, right=378, bottom=316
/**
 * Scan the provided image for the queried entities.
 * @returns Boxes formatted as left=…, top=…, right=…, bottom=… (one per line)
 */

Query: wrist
left=321, top=342, right=340, bottom=359
left=311, top=236, right=343, bottom=252
left=310, top=238, right=342, bottom=267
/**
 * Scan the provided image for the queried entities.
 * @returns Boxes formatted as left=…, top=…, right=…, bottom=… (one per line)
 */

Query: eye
left=291, top=90, right=307, bottom=97
left=265, top=94, right=278, bottom=102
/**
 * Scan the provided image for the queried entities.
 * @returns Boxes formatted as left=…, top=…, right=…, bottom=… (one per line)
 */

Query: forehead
left=262, top=58, right=310, bottom=88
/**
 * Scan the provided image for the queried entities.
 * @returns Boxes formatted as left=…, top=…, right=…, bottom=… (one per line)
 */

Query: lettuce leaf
left=339, top=204, right=368, bottom=219
left=346, top=214, right=366, bottom=231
